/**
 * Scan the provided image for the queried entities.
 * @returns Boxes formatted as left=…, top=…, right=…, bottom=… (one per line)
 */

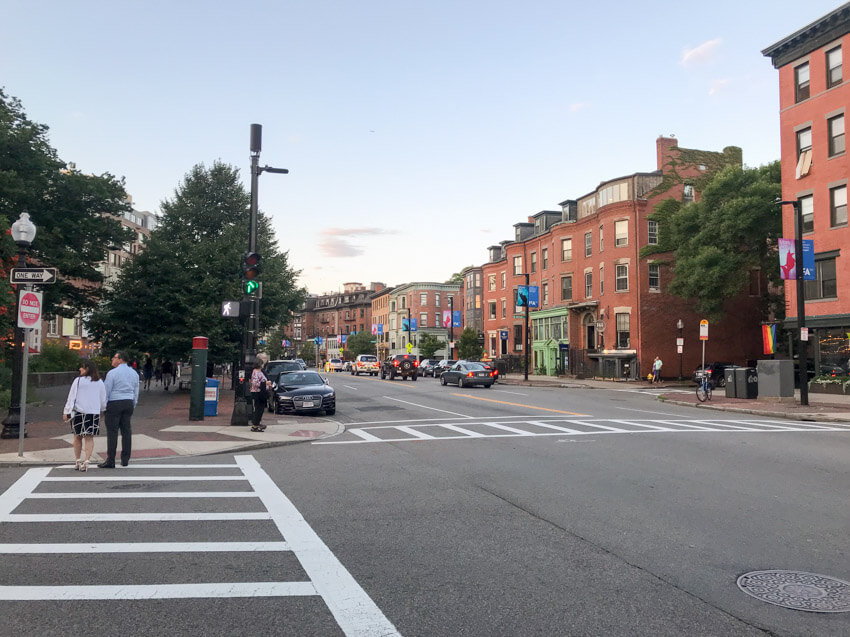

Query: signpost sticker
left=18, top=290, right=42, bottom=328
left=699, top=320, right=709, bottom=341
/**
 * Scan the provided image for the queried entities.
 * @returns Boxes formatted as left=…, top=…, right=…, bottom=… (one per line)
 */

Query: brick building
left=763, top=3, right=850, bottom=372
left=481, top=136, right=765, bottom=379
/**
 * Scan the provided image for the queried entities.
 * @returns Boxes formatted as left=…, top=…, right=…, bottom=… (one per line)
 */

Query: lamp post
left=448, top=295, right=454, bottom=357
left=1, top=212, right=37, bottom=441
left=676, top=318, right=684, bottom=381
left=778, top=199, right=809, bottom=406
left=524, top=273, right=530, bottom=381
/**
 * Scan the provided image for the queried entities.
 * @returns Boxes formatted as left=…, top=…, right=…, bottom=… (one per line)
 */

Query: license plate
left=301, top=401, right=314, bottom=408
left=476, top=372, right=485, bottom=377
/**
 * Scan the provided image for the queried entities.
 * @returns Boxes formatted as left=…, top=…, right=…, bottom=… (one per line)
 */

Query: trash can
left=725, top=367, right=738, bottom=398
left=204, top=377, right=219, bottom=416
left=743, top=367, right=758, bottom=399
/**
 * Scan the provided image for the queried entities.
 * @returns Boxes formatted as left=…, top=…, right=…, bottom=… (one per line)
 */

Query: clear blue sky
left=1, top=1, right=840, bottom=294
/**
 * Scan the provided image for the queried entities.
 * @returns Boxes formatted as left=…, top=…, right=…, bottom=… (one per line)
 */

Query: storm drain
left=737, top=570, right=850, bottom=613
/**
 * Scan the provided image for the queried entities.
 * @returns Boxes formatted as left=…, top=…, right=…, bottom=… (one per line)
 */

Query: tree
left=418, top=332, right=445, bottom=358
left=646, top=162, right=782, bottom=321
left=298, top=341, right=315, bottom=364
left=88, top=162, right=305, bottom=364
left=345, top=330, right=376, bottom=357
left=0, top=89, right=131, bottom=346
left=456, top=327, right=484, bottom=360
left=445, top=270, right=468, bottom=285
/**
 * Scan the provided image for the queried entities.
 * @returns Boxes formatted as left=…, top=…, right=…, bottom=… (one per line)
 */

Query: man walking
left=653, top=356, right=663, bottom=384
left=99, top=351, right=139, bottom=468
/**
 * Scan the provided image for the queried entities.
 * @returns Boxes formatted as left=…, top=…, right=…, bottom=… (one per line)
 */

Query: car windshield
left=278, top=372, right=323, bottom=387
left=267, top=361, right=302, bottom=376
left=464, top=363, right=486, bottom=370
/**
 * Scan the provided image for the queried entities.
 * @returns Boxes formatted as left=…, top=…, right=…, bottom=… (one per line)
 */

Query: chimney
left=656, top=135, right=678, bottom=171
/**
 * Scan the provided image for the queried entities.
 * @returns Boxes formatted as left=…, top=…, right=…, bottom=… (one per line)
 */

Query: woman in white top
left=63, top=358, right=107, bottom=472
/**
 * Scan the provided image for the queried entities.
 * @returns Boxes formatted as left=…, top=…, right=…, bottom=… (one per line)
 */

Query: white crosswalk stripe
left=0, top=456, right=400, bottom=637
left=315, top=417, right=850, bottom=445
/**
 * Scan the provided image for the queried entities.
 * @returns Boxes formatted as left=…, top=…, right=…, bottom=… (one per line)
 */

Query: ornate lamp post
left=1, top=212, right=37, bottom=440
left=677, top=318, right=684, bottom=381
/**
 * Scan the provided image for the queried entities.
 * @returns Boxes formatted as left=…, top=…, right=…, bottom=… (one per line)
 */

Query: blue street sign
left=377, top=324, right=384, bottom=335
left=314, top=337, right=323, bottom=345
left=452, top=310, right=462, bottom=328
left=411, top=318, right=417, bottom=331
left=500, top=330, right=509, bottom=341
left=402, top=318, right=418, bottom=332
left=803, top=239, right=815, bottom=281
left=340, top=335, right=347, bottom=344
left=517, top=285, right=539, bottom=308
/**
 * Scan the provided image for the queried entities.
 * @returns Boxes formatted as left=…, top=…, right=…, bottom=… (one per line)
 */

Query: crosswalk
left=315, top=416, right=850, bottom=445
left=0, top=456, right=400, bottom=636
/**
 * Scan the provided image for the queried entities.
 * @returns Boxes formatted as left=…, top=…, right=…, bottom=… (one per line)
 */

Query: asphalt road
left=1, top=373, right=849, bottom=636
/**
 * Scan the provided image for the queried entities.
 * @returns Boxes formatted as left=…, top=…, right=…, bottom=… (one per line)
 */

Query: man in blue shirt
left=98, top=351, right=140, bottom=468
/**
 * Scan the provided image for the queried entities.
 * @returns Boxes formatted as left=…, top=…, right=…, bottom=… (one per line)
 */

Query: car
left=468, top=360, right=499, bottom=382
left=342, top=361, right=353, bottom=372
left=440, top=361, right=495, bottom=388
left=265, top=360, right=306, bottom=410
left=418, top=359, right=441, bottom=377
left=818, top=363, right=848, bottom=377
left=295, top=358, right=307, bottom=369
left=352, top=354, right=379, bottom=376
left=380, top=354, right=419, bottom=380
left=433, top=359, right=457, bottom=377
left=325, top=358, right=344, bottom=372
left=693, top=362, right=735, bottom=388
left=273, top=371, right=336, bottom=415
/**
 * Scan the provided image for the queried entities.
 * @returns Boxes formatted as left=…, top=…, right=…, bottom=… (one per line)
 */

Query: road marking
left=237, top=455, right=401, bottom=636
left=526, top=420, right=584, bottom=434
left=483, top=422, right=535, bottom=435
left=349, top=428, right=383, bottom=442
left=452, top=393, right=588, bottom=415
left=1, top=582, right=318, bottom=600
left=491, top=389, right=529, bottom=396
left=42, top=475, right=247, bottom=482
left=613, top=406, right=692, bottom=417
left=26, top=491, right=257, bottom=499
left=0, top=541, right=290, bottom=554
left=439, top=424, right=486, bottom=437
left=396, top=426, right=435, bottom=439
left=1, top=512, right=272, bottom=523
left=343, top=385, right=358, bottom=390
left=385, top=395, right=473, bottom=418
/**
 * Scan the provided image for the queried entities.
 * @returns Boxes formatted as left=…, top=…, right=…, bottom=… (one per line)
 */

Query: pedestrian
left=98, top=351, right=140, bottom=469
left=161, top=359, right=173, bottom=391
left=250, top=358, right=271, bottom=432
left=143, top=357, right=153, bottom=390
left=63, top=358, right=107, bottom=472
left=154, top=363, right=162, bottom=387
left=653, top=356, right=663, bottom=383
left=171, top=361, right=178, bottom=387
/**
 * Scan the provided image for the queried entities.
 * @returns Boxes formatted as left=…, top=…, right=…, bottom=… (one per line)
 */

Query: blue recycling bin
left=204, top=378, right=219, bottom=416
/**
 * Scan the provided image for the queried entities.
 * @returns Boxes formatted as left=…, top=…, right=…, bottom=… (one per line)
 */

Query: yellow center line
left=452, top=393, right=588, bottom=416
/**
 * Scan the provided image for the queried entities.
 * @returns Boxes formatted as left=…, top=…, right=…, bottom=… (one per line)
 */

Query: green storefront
left=531, top=308, right=569, bottom=376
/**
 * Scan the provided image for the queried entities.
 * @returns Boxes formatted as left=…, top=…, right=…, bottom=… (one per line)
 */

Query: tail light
left=489, top=371, right=495, bottom=376
left=414, top=361, right=419, bottom=367
left=467, top=372, right=474, bottom=377
left=393, top=360, right=399, bottom=367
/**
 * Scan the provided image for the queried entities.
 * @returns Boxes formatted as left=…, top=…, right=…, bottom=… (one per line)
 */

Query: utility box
left=739, top=368, right=758, bottom=399
left=757, top=360, right=794, bottom=399
left=204, top=378, right=219, bottom=416
left=725, top=367, right=738, bottom=398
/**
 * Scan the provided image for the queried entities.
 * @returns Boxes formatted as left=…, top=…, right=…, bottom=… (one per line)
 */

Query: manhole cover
left=737, top=570, right=850, bottom=613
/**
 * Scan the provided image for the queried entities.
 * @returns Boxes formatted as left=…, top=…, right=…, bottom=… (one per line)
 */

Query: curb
left=659, top=397, right=848, bottom=423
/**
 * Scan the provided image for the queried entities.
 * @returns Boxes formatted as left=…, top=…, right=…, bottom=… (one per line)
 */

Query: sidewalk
left=0, top=379, right=342, bottom=466
left=500, top=373, right=850, bottom=422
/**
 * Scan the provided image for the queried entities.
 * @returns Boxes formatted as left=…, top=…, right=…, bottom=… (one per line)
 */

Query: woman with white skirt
left=63, top=358, right=107, bottom=471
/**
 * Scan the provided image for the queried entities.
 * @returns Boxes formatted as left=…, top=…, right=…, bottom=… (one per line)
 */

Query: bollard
left=189, top=336, right=208, bottom=421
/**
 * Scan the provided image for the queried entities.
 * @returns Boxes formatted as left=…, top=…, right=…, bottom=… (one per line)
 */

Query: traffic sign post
left=10, top=267, right=57, bottom=284
left=699, top=320, right=709, bottom=377
left=17, top=290, right=42, bottom=328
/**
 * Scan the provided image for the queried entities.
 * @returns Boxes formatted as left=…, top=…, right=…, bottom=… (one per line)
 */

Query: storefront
left=531, top=308, right=569, bottom=375
left=785, top=314, right=850, bottom=374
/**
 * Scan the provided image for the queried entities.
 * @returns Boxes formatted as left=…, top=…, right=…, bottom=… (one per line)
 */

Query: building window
left=488, top=275, right=496, bottom=291
left=501, top=272, right=506, bottom=289
left=831, top=185, right=847, bottom=227
left=683, top=184, right=694, bottom=203
left=828, top=115, right=845, bottom=157
left=585, top=272, right=592, bottom=298
left=561, top=275, right=573, bottom=301
left=513, top=324, right=523, bottom=351
left=400, top=296, right=406, bottom=309
left=584, top=232, right=592, bottom=257
left=827, top=46, right=842, bottom=88
left=475, top=295, right=481, bottom=309
left=600, top=265, right=605, bottom=295
left=513, top=256, right=522, bottom=275
left=420, top=293, right=427, bottom=305
left=615, top=264, right=628, bottom=291
left=530, top=251, right=537, bottom=273
left=420, top=313, right=428, bottom=328
left=804, top=256, right=837, bottom=300
left=502, top=300, right=506, bottom=318
left=616, top=313, right=630, bottom=348
left=435, top=293, right=440, bottom=306
left=800, top=195, right=814, bottom=233
left=561, top=238, right=572, bottom=262
left=648, top=264, right=660, bottom=291
left=614, top=219, right=628, bottom=247
left=599, top=225, right=604, bottom=252
left=542, top=248, right=548, bottom=270
left=46, top=316, right=58, bottom=336
left=647, top=220, right=658, bottom=245
left=795, top=62, right=810, bottom=102
left=797, top=127, right=813, bottom=178
left=489, top=301, right=496, bottom=320
left=542, top=282, right=549, bottom=306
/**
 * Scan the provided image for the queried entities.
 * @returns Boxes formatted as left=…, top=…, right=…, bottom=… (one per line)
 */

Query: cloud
left=708, top=78, right=731, bottom=95
left=317, top=227, right=398, bottom=257
left=569, top=101, right=591, bottom=113
left=680, top=38, right=722, bottom=67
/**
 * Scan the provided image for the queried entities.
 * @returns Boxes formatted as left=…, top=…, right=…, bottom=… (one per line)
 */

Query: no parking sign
left=17, top=290, right=42, bottom=328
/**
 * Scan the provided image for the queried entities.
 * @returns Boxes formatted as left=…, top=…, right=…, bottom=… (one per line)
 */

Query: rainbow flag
left=762, top=324, right=776, bottom=355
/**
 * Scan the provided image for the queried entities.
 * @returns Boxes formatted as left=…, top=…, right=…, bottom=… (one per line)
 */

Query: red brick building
left=763, top=4, right=850, bottom=372
left=481, top=136, right=765, bottom=379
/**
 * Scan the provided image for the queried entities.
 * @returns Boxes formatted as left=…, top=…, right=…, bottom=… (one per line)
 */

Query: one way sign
left=10, top=267, right=58, bottom=284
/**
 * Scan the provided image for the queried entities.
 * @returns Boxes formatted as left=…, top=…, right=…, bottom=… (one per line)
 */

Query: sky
left=1, top=1, right=843, bottom=295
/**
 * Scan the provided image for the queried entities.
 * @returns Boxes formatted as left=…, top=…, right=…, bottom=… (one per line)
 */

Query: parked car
left=295, top=358, right=308, bottom=369
left=468, top=360, right=499, bottom=382
left=325, top=358, right=344, bottom=372
left=352, top=354, right=379, bottom=376
left=819, top=363, right=848, bottom=377
left=418, top=359, right=441, bottom=377
left=693, top=362, right=735, bottom=387
left=380, top=354, right=419, bottom=380
left=342, top=361, right=353, bottom=372
left=273, top=371, right=336, bottom=415
left=433, top=360, right=457, bottom=377
left=265, top=360, right=305, bottom=410
left=440, top=361, right=495, bottom=388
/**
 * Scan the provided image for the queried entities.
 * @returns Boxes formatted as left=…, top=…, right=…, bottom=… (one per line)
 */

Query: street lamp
left=777, top=199, right=809, bottom=407
left=1, top=212, right=37, bottom=440
left=677, top=318, right=684, bottom=381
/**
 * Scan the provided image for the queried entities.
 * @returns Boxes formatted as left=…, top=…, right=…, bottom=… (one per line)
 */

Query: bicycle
left=696, top=375, right=713, bottom=402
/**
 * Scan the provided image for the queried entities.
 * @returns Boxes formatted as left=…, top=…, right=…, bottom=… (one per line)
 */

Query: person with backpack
left=250, top=358, right=271, bottom=432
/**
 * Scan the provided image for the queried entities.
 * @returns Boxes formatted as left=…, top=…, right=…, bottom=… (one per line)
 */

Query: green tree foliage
left=0, top=90, right=131, bottom=349
left=653, top=162, right=782, bottom=321
left=298, top=341, right=315, bottom=364
left=345, top=330, right=376, bottom=357
left=418, top=332, right=445, bottom=359
left=28, top=341, right=81, bottom=372
left=88, top=162, right=306, bottom=364
left=445, top=271, right=466, bottom=285
left=456, top=327, right=484, bottom=360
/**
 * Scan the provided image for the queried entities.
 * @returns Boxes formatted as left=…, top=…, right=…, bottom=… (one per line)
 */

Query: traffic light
left=242, top=252, right=261, bottom=280
left=245, top=280, right=259, bottom=294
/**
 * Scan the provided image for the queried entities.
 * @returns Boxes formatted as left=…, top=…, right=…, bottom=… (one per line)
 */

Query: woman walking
left=250, top=358, right=271, bottom=432
left=63, top=358, right=107, bottom=472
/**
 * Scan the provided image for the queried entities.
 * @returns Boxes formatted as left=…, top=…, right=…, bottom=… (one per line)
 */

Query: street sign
left=677, top=345, right=683, bottom=354
left=10, top=267, right=57, bottom=284
left=595, top=320, right=605, bottom=333
left=801, top=327, right=809, bottom=341
left=699, top=320, right=709, bottom=341
left=18, top=290, right=42, bottom=328
left=676, top=338, right=684, bottom=347
left=406, top=342, right=413, bottom=353
left=221, top=301, right=240, bottom=317
left=500, top=330, right=509, bottom=341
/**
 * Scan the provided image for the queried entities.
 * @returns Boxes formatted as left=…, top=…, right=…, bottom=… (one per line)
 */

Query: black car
left=440, top=361, right=495, bottom=388
left=265, top=360, right=305, bottom=410
left=273, top=371, right=336, bottom=415
left=380, top=354, right=419, bottom=380
left=432, top=359, right=457, bottom=377
left=693, top=362, right=734, bottom=387
left=418, top=359, right=441, bottom=377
